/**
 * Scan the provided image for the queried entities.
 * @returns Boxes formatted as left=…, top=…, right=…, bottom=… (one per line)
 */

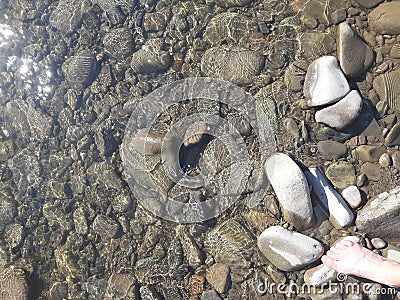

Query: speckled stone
left=265, top=153, right=314, bottom=231
left=368, top=2, right=400, bottom=35
left=325, top=162, right=356, bottom=189
left=341, top=185, right=362, bottom=209
left=337, top=22, right=374, bottom=78
left=317, top=140, right=347, bottom=160
left=304, top=56, right=350, bottom=107
left=356, top=186, right=400, bottom=243
left=353, top=145, right=386, bottom=162
left=315, top=90, right=363, bottom=130
left=258, top=226, right=324, bottom=271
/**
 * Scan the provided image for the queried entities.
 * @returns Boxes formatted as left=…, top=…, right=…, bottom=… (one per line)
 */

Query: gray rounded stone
left=257, top=226, right=324, bottom=272
left=315, top=90, right=363, bottom=130
left=304, top=56, right=350, bottom=107
left=317, top=140, right=347, bottom=160
left=338, top=22, right=374, bottom=78
left=265, top=153, right=314, bottom=231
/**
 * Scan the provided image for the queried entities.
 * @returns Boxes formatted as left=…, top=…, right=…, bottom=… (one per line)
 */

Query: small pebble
left=371, top=238, right=387, bottom=249
left=378, top=153, right=392, bottom=168
left=341, top=185, right=362, bottom=209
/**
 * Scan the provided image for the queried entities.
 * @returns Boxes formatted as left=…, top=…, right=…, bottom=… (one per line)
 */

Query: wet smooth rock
left=257, top=226, right=324, bottom=272
left=201, top=46, right=265, bottom=86
left=373, top=68, right=400, bottom=111
left=325, top=162, right=356, bottom=189
left=131, top=40, right=171, bottom=74
left=103, top=28, right=135, bottom=60
left=341, top=185, right=362, bottom=209
left=305, top=168, right=354, bottom=228
left=304, top=264, right=336, bottom=287
left=337, top=22, right=374, bottom=78
left=304, top=56, right=350, bottom=107
left=315, top=90, right=363, bottom=130
left=356, top=186, right=400, bottom=243
left=385, top=123, right=400, bottom=147
left=317, top=140, right=347, bottom=160
left=0, top=267, right=28, bottom=300
left=355, top=0, right=383, bottom=8
left=214, top=0, right=254, bottom=8
left=368, top=2, right=400, bottom=35
left=390, top=44, right=400, bottom=59
left=353, top=145, right=386, bottom=162
left=206, top=263, right=231, bottom=294
left=265, top=153, right=314, bottom=231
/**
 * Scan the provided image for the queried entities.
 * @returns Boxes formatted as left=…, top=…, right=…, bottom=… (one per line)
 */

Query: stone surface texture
left=356, top=186, right=400, bottom=243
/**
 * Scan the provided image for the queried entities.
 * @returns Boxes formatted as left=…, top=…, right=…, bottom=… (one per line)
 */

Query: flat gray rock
left=315, top=90, right=363, bottom=130
left=265, top=153, right=314, bottom=231
left=257, top=226, right=324, bottom=271
left=356, top=186, right=400, bottom=243
left=305, top=168, right=354, bottom=228
left=304, top=56, right=350, bottom=107
left=337, top=22, right=374, bottom=78
left=317, top=140, right=347, bottom=160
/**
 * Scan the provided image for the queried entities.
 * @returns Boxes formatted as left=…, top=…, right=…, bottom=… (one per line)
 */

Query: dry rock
left=356, top=186, right=400, bottom=243
left=304, top=56, right=350, bottom=107
left=265, top=153, right=314, bottom=231
left=337, top=22, right=374, bottom=78
left=315, top=90, right=363, bottom=130
left=258, top=226, right=324, bottom=272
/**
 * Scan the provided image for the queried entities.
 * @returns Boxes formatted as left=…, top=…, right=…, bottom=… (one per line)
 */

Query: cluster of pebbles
left=1, top=0, right=400, bottom=299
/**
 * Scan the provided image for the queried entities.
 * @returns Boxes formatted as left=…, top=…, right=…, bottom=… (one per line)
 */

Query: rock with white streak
left=341, top=185, right=362, bottom=209
left=304, top=264, right=336, bottom=286
left=265, top=153, right=314, bottom=231
left=315, top=90, right=363, bottom=130
left=257, top=226, right=324, bottom=272
left=356, top=186, right=400, bottom=243
left=304, top=56, right=350, bottom=107
left=305, top=168, right=354, bottom=228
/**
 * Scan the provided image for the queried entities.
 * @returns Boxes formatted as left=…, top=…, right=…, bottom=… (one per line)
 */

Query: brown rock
left=337, top=22, right=374, bottom=78
left=206, top=264, right=231, bottom=294
left=373, top=68, right=400, bottom=111
left=368, top=2, right=400, bottom=34
left=353, top=145, right=386, bottom=162
left=360, top=162, right=381, bottom=181
left=385, top=123, right=400, bottom=147
left=392, top=151, right=400, bottom=170
left=0, top=267, right=28, bottom=300
left=355, top=0, right=383, bottom=9
left=317, top=140, right=348, bottom=160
